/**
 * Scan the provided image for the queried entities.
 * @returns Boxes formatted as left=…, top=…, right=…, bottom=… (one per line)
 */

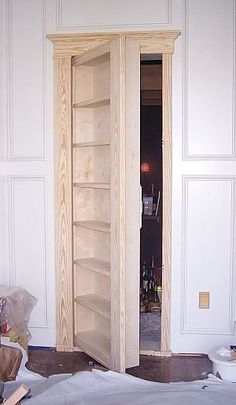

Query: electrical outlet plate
left=199, top=292, right=210, bottom=309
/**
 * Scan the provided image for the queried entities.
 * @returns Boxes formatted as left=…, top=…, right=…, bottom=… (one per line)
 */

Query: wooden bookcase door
left=71, top=39, right=126, bottom=371
left=49, top=30, right=180, bottom=373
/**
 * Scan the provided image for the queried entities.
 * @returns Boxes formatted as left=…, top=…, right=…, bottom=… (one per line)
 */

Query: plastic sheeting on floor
left=140, top=312, right=161, bottom=351
left=4, top=368, right=236, bottom=405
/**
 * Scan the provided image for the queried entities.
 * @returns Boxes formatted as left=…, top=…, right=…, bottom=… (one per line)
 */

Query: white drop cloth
left=4, top=368, right=236, bottom=405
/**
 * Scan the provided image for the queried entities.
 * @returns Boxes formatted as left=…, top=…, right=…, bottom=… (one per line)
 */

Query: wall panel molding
left=5, top=0, right=47, bottom=161
left=56, top=0, right=172, bottom=32
left=8, top=176, right=48, bottom=328
left=181, top=176, right=236, bottom=334
left=182, top=0, right=236, bottom=160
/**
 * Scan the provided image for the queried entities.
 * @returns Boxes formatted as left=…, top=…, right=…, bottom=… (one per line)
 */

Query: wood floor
left=27, top=348, right=212, bottom=383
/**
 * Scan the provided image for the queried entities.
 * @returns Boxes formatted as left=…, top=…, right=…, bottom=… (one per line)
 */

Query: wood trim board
left=54, top=56, right=74, bottom=351
left=48, top=31, right=180, bottom=57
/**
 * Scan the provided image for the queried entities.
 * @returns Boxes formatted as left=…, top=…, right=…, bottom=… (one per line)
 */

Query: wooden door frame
left=48, top=30, right=180, bottom=356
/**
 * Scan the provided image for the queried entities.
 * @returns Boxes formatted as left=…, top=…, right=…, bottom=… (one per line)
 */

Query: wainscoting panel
left=6, top=0, right=47, bottom=160
left=181, top=176, right=235, bottom=334
left=183, top=0, right=236, bottom=159
left=9, top=176, right=48, bottom=328
left=56, top=0, right=171, bottom=31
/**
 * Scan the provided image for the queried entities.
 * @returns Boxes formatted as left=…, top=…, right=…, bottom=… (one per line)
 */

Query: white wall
left=0, top=0, right=56, bottom=345
left=171, top=0, right=236, bottom=352
left=0, top=0, right=235, bottom=352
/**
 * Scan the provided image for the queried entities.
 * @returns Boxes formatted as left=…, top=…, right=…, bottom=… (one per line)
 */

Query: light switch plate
left=199, top=292, right=210, bottom=309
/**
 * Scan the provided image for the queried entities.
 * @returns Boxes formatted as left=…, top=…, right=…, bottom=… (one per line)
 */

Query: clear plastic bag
left=0, top=285, right=37, bottom=349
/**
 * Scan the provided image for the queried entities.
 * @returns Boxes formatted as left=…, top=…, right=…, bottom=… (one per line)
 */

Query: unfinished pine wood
left=4, top=384, right=29, bottom=405
left=73, top=105, right=110, bottom=144
left=74, top=263, right=110, bottom=299
left=73, top=182, right=110, bottom=189
left=75, top=294, right=110, bottom=319
left=139, top=349, right=171, bottom=357
left=50, top=31, right=180, bottom=366
left=73, top=96, right=110, bottom=108
left=110, top=36, right=126, bottom=372
left=75, top=330, right=111, bottom=368
left=93, top=231, right=111, bottom=263
left=74, top=266, right=95, bottom=296
left=95, top=314, right=111, bottom=338
left=75, top=257, right=110, bottom=277
left=73, top=146, right=110, bottom=184
left=73, top=227, right=94, bottom=259
left=73, top=140, right=110, bottom=147
left=54, top=57, right=74, bottom=352
left=74, top=227, right=111, bottom=263
left=74, top=220, right=110, bottom=233
left=48, top=31, right=180, bottom=58
left=73, top=188, right=110, bottom=224
left=72, top=50, right=110, bottom=103
left=72, top=43, right=110, bottom=66
left=73, top=64, right=110, bottom=103
left=74, top=304, right=96, bottom=333
left=161, top=53, right=172, bottom=354
left=125, top=39, right=141, bottom=369
left=72, top=43, right=113, bottom=371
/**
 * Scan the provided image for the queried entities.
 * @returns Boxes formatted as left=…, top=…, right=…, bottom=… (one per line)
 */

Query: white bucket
left=208, top=347, right=236, bottom=382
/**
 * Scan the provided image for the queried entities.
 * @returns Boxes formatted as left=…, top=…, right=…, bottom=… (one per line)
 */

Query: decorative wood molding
left=5, top=0, right=13, bottom=161
left=8, top=176, right=48, bottom=328
left=181, top=176, right=236, bottom=334
left=182, top=0, right=236, bottom=160
left=56, top=0, right=172, bottom=32
left=48, top=31, right=180, bottom=58
left=6, top=0, right=47, bottom=161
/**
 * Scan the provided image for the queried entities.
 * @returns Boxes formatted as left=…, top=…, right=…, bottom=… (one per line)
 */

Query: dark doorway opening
left=140, top=58, right=163, bottom=351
